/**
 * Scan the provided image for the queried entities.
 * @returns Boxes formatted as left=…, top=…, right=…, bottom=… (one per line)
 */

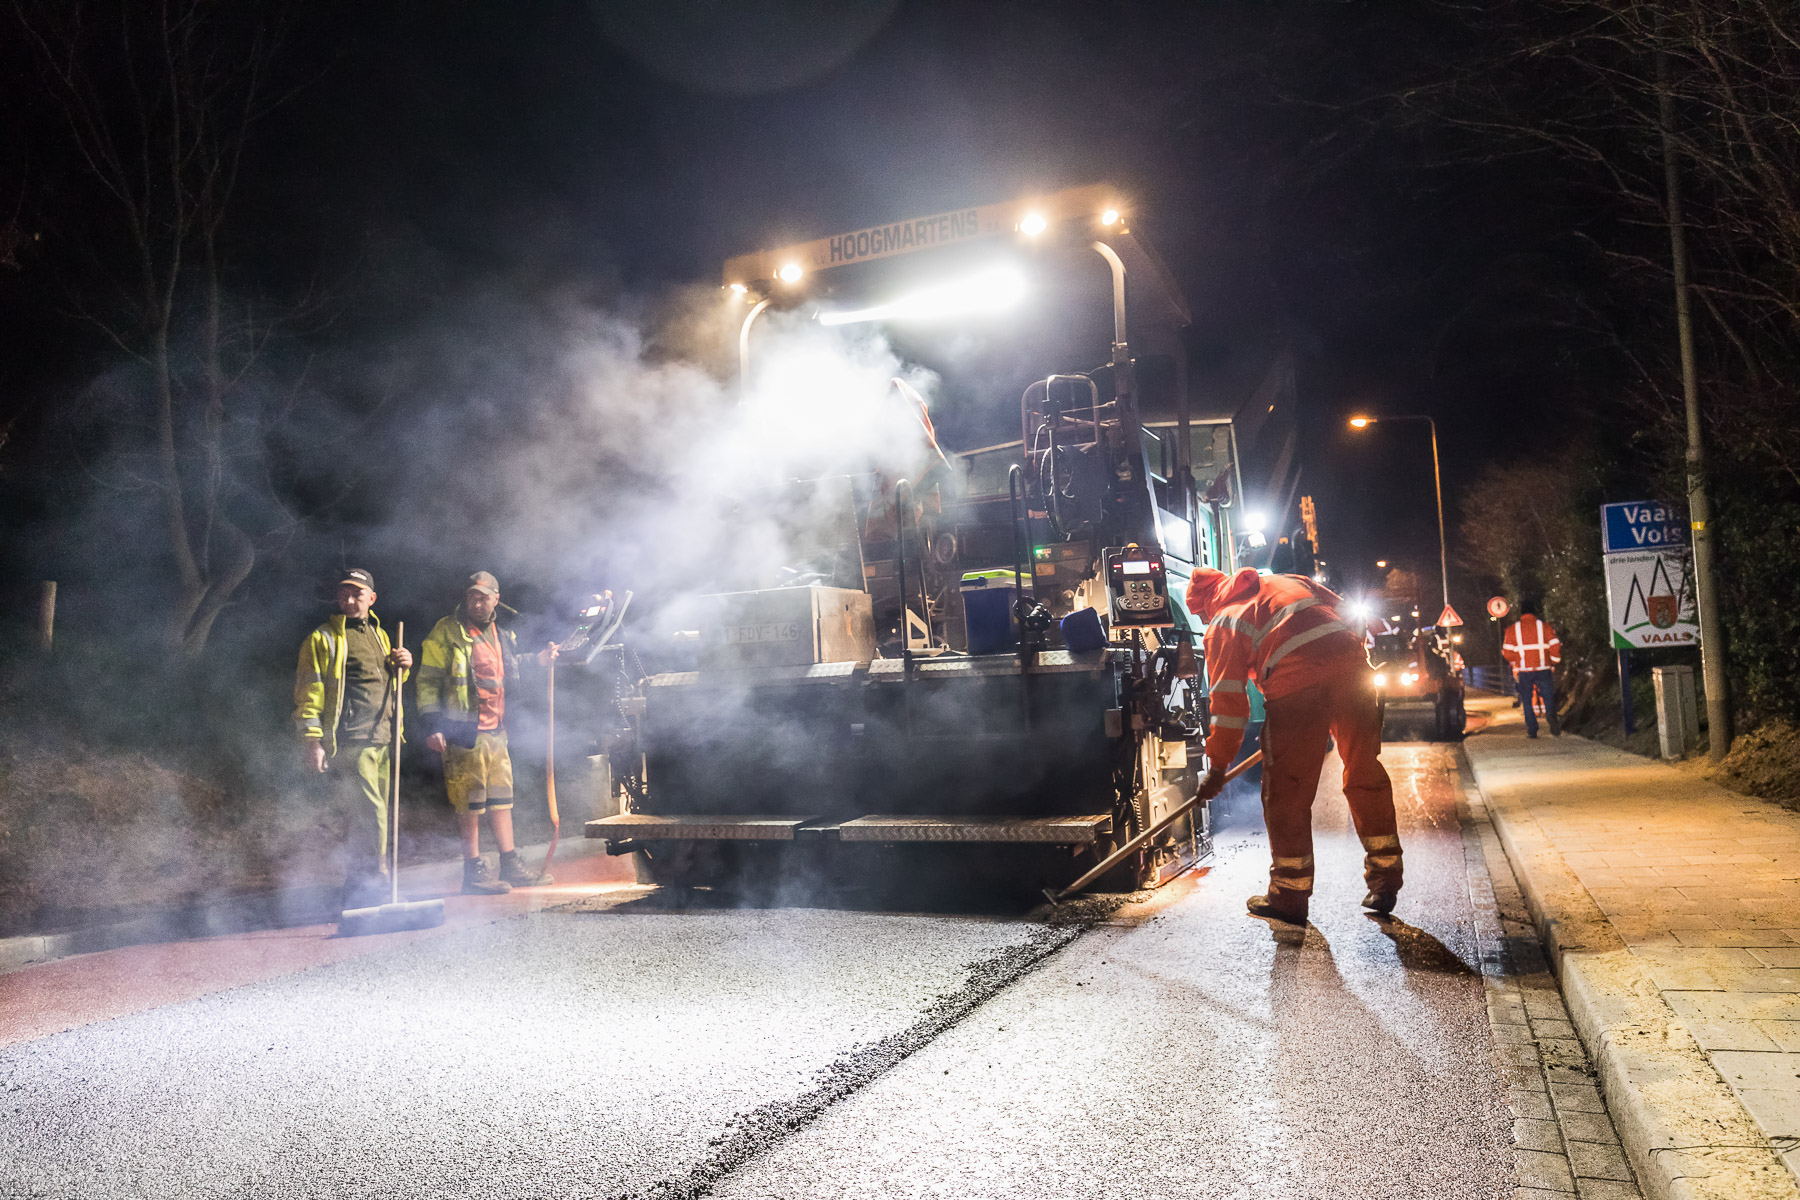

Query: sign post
left=1602, top=502, right=1696, bottom=735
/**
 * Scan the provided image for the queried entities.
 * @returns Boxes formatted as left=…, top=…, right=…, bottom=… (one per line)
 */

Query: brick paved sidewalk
left=1462, top=694, right=1800, bottom=1200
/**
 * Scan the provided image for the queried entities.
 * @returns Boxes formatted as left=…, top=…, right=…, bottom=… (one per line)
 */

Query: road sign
left=1486, top=596, right=1510, bottom=620
left=1438, top=605, right=1463, bottom=627
left=1602, top=501, right=1687, bottom=554
left=1604, top=548, right=1699, bottom=649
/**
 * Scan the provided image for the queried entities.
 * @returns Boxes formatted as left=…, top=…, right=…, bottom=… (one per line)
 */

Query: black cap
left=338, top=568, right=375, bottom=592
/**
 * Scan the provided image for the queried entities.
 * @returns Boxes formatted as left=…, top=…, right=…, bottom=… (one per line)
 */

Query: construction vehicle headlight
left=1401, top=671, right=1418, bottom=686
left=1101, top=208, right=1120, bottom=226
left=1373, top=672, right=1387, bottom=688
left=728, top=282, right=748, bottom=295
left=1019, top=212, right=1048, bottom=236
left=777, top=262, right=804, bottom=284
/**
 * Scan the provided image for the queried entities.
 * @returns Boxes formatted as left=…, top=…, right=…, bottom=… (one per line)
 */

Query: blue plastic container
left=1060, top=607, right=1107, bottom=653
left=960, top=570, right=1019, bottom=655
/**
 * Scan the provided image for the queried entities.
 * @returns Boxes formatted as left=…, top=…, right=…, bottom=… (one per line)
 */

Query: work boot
left=1362, top=890, right=1398, bottom=915
left=462, top=856, right=511, bottom=896
left=1246, top=893, right=1307, bottom=925
left=498, top=849, right=551, bottom=888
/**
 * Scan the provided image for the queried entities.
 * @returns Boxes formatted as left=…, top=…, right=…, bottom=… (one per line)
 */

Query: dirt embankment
left=0, top=743, right=342, bottom=937
left=1704, top=718, right=1800, bottom=807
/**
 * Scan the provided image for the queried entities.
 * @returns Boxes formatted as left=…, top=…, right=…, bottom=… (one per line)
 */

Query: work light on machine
left=1019, top=211, right=1049, bottom=237
left=816, top=266, right=1027, bottom=326
left=1101, top=208, right=1120, bottom=226
left=777, top=262, right=804, bottom=284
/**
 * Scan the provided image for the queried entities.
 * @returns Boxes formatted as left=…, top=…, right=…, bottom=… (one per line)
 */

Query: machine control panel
left=1103, top=544, right=1174, bottom=629
left=559, top=590, right=632, bottom=665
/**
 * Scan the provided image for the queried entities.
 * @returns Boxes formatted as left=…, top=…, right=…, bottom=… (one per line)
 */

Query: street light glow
left=777, top=262, right=804, bottom=284
left=1349, top=415, right=1373, bottom=429
left=816, top=266, right=1027, bottom=326
left=1019, top=211, right=1048, bottom=236
left=1376, top=559, right=1388, bottom=568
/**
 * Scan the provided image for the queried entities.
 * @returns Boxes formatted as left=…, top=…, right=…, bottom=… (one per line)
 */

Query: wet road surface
left=710, top=742, right=1512, bottom=1200
left=1, top=743, right=1545, bottom=1198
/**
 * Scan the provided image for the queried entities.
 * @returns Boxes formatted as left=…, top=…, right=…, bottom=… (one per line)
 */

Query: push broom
left=339, top=621, right=447, bottom=936
left=539, top=650, right=560, bottom=880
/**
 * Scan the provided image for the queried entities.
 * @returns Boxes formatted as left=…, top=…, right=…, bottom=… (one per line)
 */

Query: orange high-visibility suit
left=1188, top=567, right=1401, bottom=919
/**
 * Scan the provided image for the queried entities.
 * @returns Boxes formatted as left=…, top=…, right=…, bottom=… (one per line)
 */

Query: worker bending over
left=1188, top=567, right=1402, bottom=924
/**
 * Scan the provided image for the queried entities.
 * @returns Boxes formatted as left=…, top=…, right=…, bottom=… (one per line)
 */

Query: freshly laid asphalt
left=1, top=743, right=1515, bottom=1200
left=710, top=744, right=1513, bottom=1200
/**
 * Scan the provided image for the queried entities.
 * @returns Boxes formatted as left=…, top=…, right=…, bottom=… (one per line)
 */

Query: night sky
left=0, top=0, right=1640, bottom=642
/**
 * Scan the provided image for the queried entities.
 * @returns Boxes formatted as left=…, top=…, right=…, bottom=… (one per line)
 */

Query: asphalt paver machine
left=588, top=186, right=1253, bottom=899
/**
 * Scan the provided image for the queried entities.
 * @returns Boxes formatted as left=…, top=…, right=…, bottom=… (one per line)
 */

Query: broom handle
left=1050, top=749, right=1262, bottom=903
left=390, top=621, right=404, bottom=907
left=542, top=655, right=560, bottom=876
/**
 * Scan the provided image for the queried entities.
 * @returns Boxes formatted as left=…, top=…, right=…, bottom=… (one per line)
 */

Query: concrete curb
left=0, top=837, right=613, bottom=975
left=1470, top=741, right=1800, bottom=1200
left=0, top=885, right=345, bottom=975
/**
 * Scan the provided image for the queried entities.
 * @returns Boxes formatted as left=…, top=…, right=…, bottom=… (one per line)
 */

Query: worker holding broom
left=1187, top=566, right=1402, bottom=925
left=417, top=572, right=558, bottom=895
left=294, top=569, right=413, bottom=911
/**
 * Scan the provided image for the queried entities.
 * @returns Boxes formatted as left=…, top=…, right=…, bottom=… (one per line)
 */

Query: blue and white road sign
left=1602, top=502, right=1687, bottom=554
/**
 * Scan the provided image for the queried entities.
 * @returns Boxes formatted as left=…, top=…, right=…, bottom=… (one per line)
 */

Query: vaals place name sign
left=1602, top=502, right=1687, bottom=554
left=1601, top=501, right=1699, bottom=650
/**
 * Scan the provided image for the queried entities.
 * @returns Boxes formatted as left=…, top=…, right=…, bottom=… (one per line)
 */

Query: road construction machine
left=586, top=186, right=1270, bottom=899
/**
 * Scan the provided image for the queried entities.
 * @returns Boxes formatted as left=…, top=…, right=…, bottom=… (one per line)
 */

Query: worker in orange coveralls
left=1188, top=567, right=1403, bottom=924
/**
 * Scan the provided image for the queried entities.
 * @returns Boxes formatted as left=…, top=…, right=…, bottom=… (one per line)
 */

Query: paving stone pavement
left=1460, top=766, right=1644, bottom=1199
left=1463, top=695, right=1800, bottom=1197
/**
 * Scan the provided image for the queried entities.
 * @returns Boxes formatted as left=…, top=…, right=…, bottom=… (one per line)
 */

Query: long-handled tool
left=541, top=652, right=560, bottom=879
left=1042, top=749, right=1264, bottom=906
left=339, top=621, right=447, bottom=936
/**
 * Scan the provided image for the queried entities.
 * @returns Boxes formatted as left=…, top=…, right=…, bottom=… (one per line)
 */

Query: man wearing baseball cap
left=293, top=568, right=413, bottom=908
left=417, top=571, right=559, bottom=893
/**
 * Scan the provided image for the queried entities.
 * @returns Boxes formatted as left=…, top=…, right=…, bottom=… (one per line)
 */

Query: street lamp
left=1349, top=414, right=1449, bottom=623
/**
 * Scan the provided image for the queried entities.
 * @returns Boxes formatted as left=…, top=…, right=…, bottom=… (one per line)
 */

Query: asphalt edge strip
left=1467, top=744, right=1800, bottom=1200
left=621, top=916, right=1095, bottom=1200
